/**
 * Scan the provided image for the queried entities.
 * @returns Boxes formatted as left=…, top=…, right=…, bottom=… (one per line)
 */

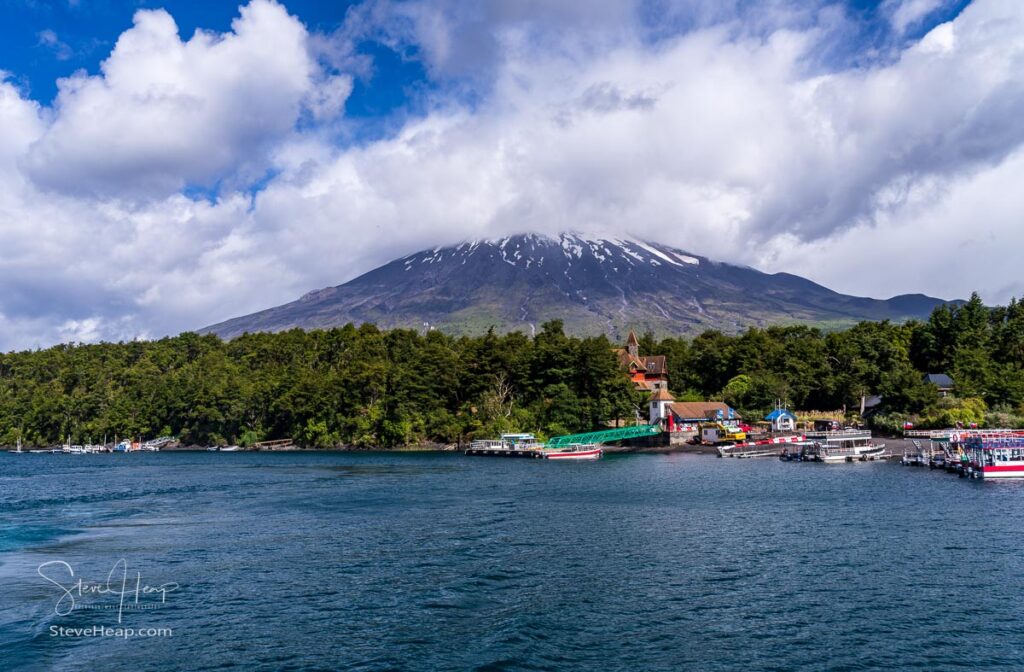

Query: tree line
left=1, top=293, right=1022, bottom=447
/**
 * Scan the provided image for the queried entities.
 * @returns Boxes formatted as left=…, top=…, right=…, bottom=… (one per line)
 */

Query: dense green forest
left=1, top=293, right=1023, bottom=447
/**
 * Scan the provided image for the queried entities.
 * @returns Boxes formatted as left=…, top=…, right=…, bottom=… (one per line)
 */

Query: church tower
left=625, top=330, right=640, bottom=358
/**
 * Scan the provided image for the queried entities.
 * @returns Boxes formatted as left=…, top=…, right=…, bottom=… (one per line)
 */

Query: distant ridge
left=201, top=233, right=957, bottom=339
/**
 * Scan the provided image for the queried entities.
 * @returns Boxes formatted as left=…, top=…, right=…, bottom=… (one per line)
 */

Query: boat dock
left=717, top=434, right=806, bottom=458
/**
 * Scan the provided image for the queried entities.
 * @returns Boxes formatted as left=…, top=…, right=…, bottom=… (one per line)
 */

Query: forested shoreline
left=1, top=293, right=1022, bottom=448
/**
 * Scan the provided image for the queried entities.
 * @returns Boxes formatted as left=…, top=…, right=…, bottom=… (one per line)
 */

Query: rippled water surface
left=2, top=451, right=1023, bottom=671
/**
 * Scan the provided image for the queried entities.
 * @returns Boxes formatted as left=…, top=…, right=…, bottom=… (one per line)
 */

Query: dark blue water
left=2, top=452, right=1023, bottom=671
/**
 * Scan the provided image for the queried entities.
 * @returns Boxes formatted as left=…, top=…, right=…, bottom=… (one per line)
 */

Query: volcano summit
left=202, top=233, right=953, bottom=339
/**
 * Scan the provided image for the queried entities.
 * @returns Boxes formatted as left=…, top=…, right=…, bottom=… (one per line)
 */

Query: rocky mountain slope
left=202, top=233, right=954, bottom=339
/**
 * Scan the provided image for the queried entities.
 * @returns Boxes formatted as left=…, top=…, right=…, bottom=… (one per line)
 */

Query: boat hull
left=976, top=464, right=1024, bottom=479
left=544, top=449, right=602, bottom=460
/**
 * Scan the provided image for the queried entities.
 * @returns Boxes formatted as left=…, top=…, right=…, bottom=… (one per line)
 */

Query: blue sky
left=1, top=0, right=431, bottom=119
left=3, top=0, right=969, bottom=117
left=0, top=0, right=1019, bottom=350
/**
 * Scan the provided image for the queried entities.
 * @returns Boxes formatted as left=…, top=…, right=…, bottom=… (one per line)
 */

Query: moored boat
left=961, top=431, right=1024, bottom=479
left=465, top=433, right=546, bottom=458
left=900, top=439, right=926, bottom=466
left=543, top=444, right=602, bottom=460
left=805, top=429, right=885, bottom=463
left=465, top=434, right=603, bottom=460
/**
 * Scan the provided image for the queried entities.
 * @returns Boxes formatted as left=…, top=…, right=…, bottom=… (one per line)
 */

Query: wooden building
left=614, top=330, right=669, bottom=392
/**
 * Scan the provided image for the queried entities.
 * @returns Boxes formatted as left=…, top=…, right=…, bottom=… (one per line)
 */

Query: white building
left=649, top=389, right=676, bottom=424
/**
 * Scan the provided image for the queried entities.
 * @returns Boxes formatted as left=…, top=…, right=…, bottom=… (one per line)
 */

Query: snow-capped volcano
left=202, top=233, right=953, bottom=339
left=411, top=233, right=700, bottom=271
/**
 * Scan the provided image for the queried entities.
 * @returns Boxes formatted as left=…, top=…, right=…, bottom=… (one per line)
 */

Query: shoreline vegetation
left=2, top=293, right=1023, bottom=450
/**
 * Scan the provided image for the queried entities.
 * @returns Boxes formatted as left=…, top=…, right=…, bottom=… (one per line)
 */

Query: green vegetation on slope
left=2, top=293, right=1023, bottom=447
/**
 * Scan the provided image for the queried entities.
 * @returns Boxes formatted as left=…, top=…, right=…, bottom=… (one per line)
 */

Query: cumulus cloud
left=22, top=0, right=328, bottom=196
left=246, top=0, right=1024, bottom=284
left=0, top=0, right=1023, bottom=351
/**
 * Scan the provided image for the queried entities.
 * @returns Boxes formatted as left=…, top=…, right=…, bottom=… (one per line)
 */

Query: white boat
left=901, top=440, right=929, bottom=466
left=219, top=446, right=242, bottom=452
left=466, top=433, right=546, bottom=457
left=543, top=444, right=602, bottom=460
left=141, top=436, right=173, bottom=451
left=11, top=437, right=25, bottom=454
left=806, top=429, right=885, bottom=463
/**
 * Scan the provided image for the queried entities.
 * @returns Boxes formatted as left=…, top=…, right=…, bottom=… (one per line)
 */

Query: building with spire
left=613, top=330, right=669, bottom=392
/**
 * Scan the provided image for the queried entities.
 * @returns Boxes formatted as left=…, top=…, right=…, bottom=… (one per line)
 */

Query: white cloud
left=762, top=147, right=1024, bottom=303
left=1, top=0, right=1023, bottom=351
left=242, top=0, right=1024, bottom=294
left=37, top=29, right=74, bottom=61
left=886, top=0, right=947, bottom=34
left=22, top=0, right=330, bottom=197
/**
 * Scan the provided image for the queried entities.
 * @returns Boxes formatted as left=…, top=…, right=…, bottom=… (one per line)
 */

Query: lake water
left=2, top=451, right=1023, bottom=671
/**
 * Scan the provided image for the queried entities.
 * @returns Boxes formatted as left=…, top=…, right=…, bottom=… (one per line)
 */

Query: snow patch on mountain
left=446, top=232, right=702, bottom=271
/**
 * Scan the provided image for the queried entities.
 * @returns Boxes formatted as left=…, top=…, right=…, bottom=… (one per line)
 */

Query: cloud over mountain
left=0, top=0, right=1022, bottom=350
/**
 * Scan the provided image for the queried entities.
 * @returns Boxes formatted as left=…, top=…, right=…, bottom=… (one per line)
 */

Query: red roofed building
left=613, top=330, right=670, bottom=392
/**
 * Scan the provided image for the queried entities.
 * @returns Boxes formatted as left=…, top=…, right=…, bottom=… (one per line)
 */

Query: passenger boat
left=961, top=431, right=1024, bottom=479
left=465, top=433, right=547, bottom=458
left=465, top=434, right=602, bottom=460
left=805, top=429, right=885, bottom=463
left=543, top=444, right=602, bottom=460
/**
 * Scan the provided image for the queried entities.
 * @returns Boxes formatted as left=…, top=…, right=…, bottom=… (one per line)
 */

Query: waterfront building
left=667, top=401, right=740, bottom=425
left=649, top=389, right=676, bottom=424
left=765, top=408, right=797, bottom=432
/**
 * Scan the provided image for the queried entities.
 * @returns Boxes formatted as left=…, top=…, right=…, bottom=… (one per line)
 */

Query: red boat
left=961, top=431, right=1024, bottom=479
